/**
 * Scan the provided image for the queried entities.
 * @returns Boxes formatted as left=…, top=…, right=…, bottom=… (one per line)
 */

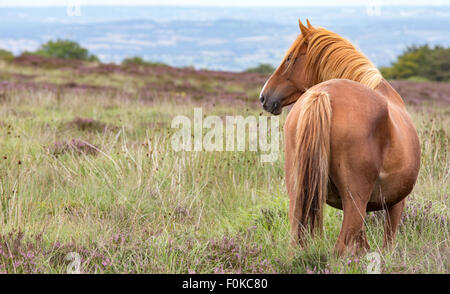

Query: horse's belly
left=326, top=181, right=343, bottom=210
left=325, top=170, right=417, bottom=212
left=326, top=187, right=389, bottom=212
left=369, top=169, right=418, bottom=208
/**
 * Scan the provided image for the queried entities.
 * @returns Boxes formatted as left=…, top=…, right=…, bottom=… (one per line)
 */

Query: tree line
left=0, top=40, right=448, bottom=82
left=380, top=45, right=450, bottom=82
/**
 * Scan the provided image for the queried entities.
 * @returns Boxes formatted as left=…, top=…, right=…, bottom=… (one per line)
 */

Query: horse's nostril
left=259, top=95, right=265, bottom=104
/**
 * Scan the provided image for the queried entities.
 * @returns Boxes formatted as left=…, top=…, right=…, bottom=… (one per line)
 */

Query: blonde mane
left=285, top=27, right=382, bottom=89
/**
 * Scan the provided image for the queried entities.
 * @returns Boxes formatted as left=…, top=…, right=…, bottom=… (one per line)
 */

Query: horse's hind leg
left=383, top=199, right=405, bottom=248
left=334, top=186, right=371, bottom=256
left=332, top=161, right=377, bottom=255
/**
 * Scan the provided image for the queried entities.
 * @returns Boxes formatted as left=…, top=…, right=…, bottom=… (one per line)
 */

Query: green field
left=0, top=58, right=448, bottom=273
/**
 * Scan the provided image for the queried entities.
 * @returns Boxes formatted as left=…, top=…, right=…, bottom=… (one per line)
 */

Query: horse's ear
left=306, top=19, right=312, bottom=28
left=298, top=19, right=310, bottom=36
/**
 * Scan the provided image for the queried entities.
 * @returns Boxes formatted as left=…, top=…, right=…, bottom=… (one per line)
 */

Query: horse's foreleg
left=285, top=146, right=304, bottom=253
left=335, top=191, right=370, bottom=256
left=332, top=166, right=375, bottom=256
left=287, top=170, right=307, bottom=250
left=383, top=199, right=405, bottom=248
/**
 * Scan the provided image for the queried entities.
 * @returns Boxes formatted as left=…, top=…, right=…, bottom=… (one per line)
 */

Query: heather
left=0, top=55, right=448, bottom=273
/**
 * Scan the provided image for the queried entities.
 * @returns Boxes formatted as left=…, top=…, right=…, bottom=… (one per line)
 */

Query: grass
left=0, top=59, right=448, bottom=273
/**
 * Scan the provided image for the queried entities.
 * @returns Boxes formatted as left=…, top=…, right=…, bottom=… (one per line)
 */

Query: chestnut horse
left=259, top=20, right=420, bottom=255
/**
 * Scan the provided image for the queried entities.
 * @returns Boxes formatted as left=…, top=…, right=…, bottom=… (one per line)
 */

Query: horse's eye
left=287, top=55, right=292, bottom=62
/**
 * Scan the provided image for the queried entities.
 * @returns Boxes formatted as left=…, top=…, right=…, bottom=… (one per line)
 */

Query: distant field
left=0, top=56, right=448, bottom=273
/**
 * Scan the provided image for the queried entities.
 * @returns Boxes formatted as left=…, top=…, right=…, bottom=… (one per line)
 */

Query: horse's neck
left=374, top=79, right=406, bottom=107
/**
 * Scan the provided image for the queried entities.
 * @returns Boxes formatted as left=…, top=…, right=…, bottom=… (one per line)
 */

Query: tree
left=31, top=40, right=99, bottom=62
left=0, top=49, right=14, bottom=62
left=380, top=45, right=450, bottom=82
left=122, top=56, right=166, bottom=66
left=245, top=63, right=275, bottom=75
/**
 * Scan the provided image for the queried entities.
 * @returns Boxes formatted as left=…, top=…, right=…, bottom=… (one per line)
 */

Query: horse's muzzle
left=263, top=101, right=282, bottom=115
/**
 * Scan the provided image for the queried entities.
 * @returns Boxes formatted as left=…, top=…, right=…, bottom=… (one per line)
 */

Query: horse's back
left=290, top=79, right=390, bottom=149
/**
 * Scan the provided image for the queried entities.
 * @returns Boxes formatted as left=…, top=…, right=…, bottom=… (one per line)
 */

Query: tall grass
left=0, top=61, right=448, bottom=273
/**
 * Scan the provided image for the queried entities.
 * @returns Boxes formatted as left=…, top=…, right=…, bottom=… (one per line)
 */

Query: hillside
left=2, top=55, right=449, bottom=108
left=0, top=55, right=448, bottom=274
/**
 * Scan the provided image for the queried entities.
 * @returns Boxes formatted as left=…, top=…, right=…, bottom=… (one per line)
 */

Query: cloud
left=236, top=36, right=270, bottom=42
left=0, top=0, right=446, bottom=7
left=89, top=33, right=178, bottom=48
left=0, top=39, right=40, bottom=54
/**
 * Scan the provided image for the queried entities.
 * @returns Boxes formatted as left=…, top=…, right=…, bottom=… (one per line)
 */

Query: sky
left=1, top=0, right=449, bottom=6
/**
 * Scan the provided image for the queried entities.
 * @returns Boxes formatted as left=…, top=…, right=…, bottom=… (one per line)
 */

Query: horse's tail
left=291, top=90, right=332, bottom=244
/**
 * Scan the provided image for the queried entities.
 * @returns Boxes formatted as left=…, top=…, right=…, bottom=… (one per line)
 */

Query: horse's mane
left=285, top=27, right=382, bottom=89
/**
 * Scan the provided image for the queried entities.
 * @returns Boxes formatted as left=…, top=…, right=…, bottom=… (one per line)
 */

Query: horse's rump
left=285, top=79, right=394, bottom=239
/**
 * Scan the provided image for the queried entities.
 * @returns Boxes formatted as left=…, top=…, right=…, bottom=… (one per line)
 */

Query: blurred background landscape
left=0, top=1, right=448, bottom=274
left=1, top=4, right=450, bottom=71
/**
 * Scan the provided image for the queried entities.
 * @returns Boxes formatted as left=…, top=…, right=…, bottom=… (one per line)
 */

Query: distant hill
left=1, top=54, right=448, bottom=108
left=1, top=6, right=449, bottom=71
